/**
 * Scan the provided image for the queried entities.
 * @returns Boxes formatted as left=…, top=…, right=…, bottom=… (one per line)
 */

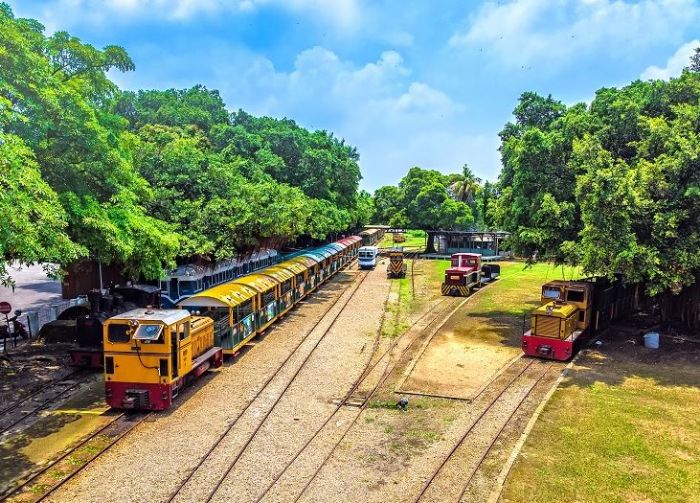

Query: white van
left=358, top=246, right=378, bottom=270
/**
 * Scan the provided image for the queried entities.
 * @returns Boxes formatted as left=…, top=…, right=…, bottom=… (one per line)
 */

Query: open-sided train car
left=522, top=276, right=639, bottom=361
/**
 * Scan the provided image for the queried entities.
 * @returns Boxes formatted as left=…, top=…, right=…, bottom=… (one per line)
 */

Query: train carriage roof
left=232, top=274, right=279, bottom=293
left=309, top=247, right=335, bottom=259
left=178, top=282, right=257, bottom=308
left=274, top=260, right=308, bottom=275
left=258, top=265, right=295, bottom=283
left=327, top=243, right=345, bottom=252
left=288, top=255, right=319, bottom=268
left=338, top=236, right=361, bottom=246
left=300, top=251, right=326, bottom=262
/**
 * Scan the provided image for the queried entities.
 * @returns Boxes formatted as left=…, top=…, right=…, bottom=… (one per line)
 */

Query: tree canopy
left=0, top=3, right=367, bottom=283
left=491, top=72, right=700, bottom=325
left=372, top=167, right=475, bottom=231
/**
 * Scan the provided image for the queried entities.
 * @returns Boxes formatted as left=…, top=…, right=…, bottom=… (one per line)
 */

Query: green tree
left=0, top=134, right=85, bottom=286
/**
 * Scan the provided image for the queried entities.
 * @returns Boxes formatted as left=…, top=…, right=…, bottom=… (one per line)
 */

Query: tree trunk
left=426, top=231, right=436, bottom=254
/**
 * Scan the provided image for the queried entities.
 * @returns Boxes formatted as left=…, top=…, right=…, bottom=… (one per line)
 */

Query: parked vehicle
left=358, top=246, right=379, bottom=270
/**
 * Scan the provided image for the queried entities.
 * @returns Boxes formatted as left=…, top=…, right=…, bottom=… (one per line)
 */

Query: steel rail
left=165, top=269, right=368, bottom=503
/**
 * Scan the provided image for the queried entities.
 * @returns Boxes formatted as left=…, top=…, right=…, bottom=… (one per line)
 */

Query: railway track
left=0, top=369, right=95, bottom=438
left=411, top=359, right=556, bottom=503
left=456, top=364, right=556, bottom=503
left=256, top=295, right=464, bottom=502
left=166, top=269, right=371, bottom=503
left=2, top=411, right=150, bottom=503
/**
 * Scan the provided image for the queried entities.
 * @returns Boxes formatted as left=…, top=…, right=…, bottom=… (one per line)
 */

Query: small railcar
left=387, top=249, right=407, bottom=278
left=522, top=277, right=639, bottom=361
left=360, top=228, right=385, bottom=246
left=103, top=308, right=223, bottom=410
left=358, top=246, right=378, bottom=270
left=441, top=253, right=500, bottom=296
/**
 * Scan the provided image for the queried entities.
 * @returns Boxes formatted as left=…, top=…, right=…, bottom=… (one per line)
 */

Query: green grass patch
left=382, top=272, right=415, bottom=339
left=439, top=261, right=579, bottom=347
left=379, top=230, right=426, bottom=251
left=502, top=351, right=700, bottom=503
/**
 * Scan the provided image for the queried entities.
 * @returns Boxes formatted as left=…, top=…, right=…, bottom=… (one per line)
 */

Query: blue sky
left=8, top=0, right=700, bottom=190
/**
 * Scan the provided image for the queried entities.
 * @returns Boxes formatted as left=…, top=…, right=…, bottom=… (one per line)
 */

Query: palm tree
left=449, top=164, right=481, bottom=204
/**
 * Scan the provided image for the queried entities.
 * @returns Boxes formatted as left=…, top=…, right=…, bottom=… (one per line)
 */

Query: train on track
left=386, top=248, right=407, bottom=278
left=522, top=276, right=639, bottom=361
left=358, top=246, right=378, bottom=270
left=103, top=236, right=362, bottom=410
left=441, top=253, right=500, bottom=296
left=359, top=227, right=385, bottom=246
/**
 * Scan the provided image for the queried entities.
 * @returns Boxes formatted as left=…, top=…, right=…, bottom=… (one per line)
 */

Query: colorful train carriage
left=287, top=255, right=321, bottom=294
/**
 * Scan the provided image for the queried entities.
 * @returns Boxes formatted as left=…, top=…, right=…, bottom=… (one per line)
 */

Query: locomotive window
left=566, top=290, right=585, bottom=302
left=177, top=322, right=191, bottom=340
left=108, top=324, right=130, bottom=343
left=543, top=287, right=561, bottom=299
left=134, top=324, right=164, bottom=342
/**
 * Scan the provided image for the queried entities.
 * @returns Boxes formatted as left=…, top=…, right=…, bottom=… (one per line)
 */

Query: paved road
left=0, top=263, right=63, bottom=312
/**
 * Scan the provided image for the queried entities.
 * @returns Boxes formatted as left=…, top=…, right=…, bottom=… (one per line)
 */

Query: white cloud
left=641, top=40, right=700, bottom=80
left=452, top=0, right=700, bottom=68
left=198, top=46, right=495, bottom=189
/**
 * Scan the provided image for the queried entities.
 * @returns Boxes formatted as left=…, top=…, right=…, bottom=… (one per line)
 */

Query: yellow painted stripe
left=48, top=409, right=110, bottom=415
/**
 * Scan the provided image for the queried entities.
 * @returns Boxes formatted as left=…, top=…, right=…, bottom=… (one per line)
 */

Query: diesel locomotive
left=522, top=276, right=639, bottom=361
left=441, top=253, right=500, bottom=296
left=103, top=236, right=362, bottom=409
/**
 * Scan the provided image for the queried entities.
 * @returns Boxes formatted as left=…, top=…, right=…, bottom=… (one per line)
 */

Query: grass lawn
left=379, top=230, right=427, bottom=251
left=502, top=338, right=700, bottom=503
left=432, top=260, right=580, bottom=345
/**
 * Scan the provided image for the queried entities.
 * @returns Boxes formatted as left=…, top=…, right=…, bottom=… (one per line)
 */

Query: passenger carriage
left=287, top=255, right=321, bottom=294
left=231, top=275, right=280, bottom=333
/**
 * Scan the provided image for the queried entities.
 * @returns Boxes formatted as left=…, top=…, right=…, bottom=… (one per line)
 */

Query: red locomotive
left=441, top=253, right=500, bottom=296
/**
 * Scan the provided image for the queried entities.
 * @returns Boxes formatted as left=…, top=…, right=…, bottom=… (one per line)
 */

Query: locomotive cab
left=104, top=309, right=222, bottom=410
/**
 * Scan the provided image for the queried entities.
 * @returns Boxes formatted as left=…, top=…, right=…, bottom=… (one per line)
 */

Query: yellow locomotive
left=522, top=277, right=638, bottom=361
left=104, top=308, right=223, bottom=410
